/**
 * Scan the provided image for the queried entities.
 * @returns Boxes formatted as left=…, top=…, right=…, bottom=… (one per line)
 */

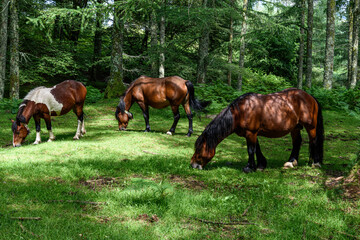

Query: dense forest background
left=0, top=0, right=359, bottom=113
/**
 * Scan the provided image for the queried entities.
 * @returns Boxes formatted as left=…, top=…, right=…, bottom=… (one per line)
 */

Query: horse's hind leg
left=306, top=127, right=321, bottom=168
left=256, top=140, right=267, bottom=171
left=73, top=103, right=85, bottom=140
left=183, top=102, right=193, bottom=137
left=284, top=126, right=302, bottom=169
left=167, top=105, right=180, bottom=135
left=44, top=114, right=55, bottom=142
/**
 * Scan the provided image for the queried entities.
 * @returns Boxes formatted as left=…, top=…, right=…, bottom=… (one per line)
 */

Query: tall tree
left=349, top=0, right=359, bottom=89
left=159, top=3, right=165, bottom=78
left=196, top=0, right=210, bottom=84
left=9, top=0, right=19, bottom=100
left=227, top=0, right=234, bottom=86
left=0, top=0, right=9, bottom=99
left=105, top=0, right=125, bottom=98
left=238, top=0, right=249, bottom=91
left=150, top=10, right=158, bottom=77
left=90, top=0, right=104, bottom=83
left=306, top=0, right=314, bottom=88
left=323, top=0, right=336, bottom=90
left=297, top=0, right=306, bottom=89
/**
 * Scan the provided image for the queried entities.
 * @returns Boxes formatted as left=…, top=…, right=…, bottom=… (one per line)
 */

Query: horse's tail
left=185, top=81, right=211, bottom=112
left=313, top=99, right=324, bottom=164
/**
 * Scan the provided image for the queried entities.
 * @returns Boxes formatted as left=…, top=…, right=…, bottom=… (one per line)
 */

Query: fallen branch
left=11, top=217, right=41, bottom=221
left=18, top=222, right=40, bottom=238
left=192, top=217, right=257, bottom=226
left=143, top=150, right=159, bottom=155
left=241, top=205, right=252, bottom=217
left=48, top=200, right=107, bottom=205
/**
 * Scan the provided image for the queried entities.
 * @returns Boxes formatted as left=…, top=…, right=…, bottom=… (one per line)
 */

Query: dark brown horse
left=191, top=88, right=324, bottom=173
left=11, top=80, right=87, bottom=147
left=115, top=76, right=209, bottom=136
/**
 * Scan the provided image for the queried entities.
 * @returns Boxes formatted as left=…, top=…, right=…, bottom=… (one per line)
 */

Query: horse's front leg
left=33, top=115, right=41, bottom=144
left=44, top=114, right=55, bottom=142
left=167, top=105, right=180, bottom=135
left=243, top=132, right=258, bottom=173
left=138, top=103, right=150, bottom=132
left=73, top=112, right=84, bottom=140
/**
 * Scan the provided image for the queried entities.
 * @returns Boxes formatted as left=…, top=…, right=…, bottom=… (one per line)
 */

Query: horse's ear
left=10, top=119, right=15, bottom=123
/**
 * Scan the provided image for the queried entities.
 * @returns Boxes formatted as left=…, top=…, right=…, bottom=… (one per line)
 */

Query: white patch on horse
left=24, top=86, right=63, bottom=115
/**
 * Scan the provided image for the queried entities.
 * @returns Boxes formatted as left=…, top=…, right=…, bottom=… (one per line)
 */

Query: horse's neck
left=19, top=103, right=35, bottom=123
left=124, top=94, right=133, bottom=110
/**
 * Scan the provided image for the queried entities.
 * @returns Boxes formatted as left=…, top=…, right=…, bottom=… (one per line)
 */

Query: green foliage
left=0, top=98, right=22, bottom=114
left=308, top=87, right=360, bottom=115
left=85, top=85, right=104, bottom=103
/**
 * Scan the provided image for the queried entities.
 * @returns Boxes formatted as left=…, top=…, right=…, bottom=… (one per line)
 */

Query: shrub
left=85, top=86, right=104, bottom=103
left=0, top=98, right=23, bottom=114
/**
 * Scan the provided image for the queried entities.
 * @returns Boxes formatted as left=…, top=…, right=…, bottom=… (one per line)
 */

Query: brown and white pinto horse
left=191, top=88, right=324, bottom=173
left=115, top=76, right=209, bottom=136
left=11, top=80, right=87, bottom=147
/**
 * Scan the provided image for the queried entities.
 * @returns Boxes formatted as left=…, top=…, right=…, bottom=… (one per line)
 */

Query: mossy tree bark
left=105, top=0, right=125, bottom=99
left=9, top=0, right=19, bottom=100
left=237, top=0, right=249, bottom=91
left=297, top=0, right=306, bottom=89
left=196, top=0, right=210, bottom=84
left=323, top=0, right=336, bottom=90
left=0, top=0, right=9, bottom=99
left=306, top=0, right=314, bottom=88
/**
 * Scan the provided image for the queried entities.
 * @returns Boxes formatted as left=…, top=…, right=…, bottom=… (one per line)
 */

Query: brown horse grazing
left=115, top=75, right=210, bottom=136
left=191, top=88, right=324, bottom=173
left=11, top=80, right=87, bottom=147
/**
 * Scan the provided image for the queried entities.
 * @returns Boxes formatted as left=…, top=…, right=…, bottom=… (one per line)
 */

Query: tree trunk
left=323, top=0, right=336, bottom=90
left=237, top=0, right=249, bottom=91
left=90, top=0, right=103, bottom=83
left=9, top=0, right=19, bottom=100
left=196, top=0, right=210, bottom=84
left=297, top=0, right=306, bottom=89
left=348, top=0, right=354, bottom=86
left=0, top=0, right=9, bottom=99
left=227, top=0, right=234, bottom=86
left=150, top=11, right=158, bottom=77
left=350, top=0, right=359, bottom=89
left=305, top=0, right=313, bottom=88
left=159, top=11, right=165, bottom=78
left=105, top=0, right=125, bottom=99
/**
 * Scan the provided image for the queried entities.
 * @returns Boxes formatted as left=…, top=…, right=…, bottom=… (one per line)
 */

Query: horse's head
left=190, top=142, right=215, bottom=170
left=115, top=106, right=133, bottom=131
left=11, top=118, right=30, bottom=147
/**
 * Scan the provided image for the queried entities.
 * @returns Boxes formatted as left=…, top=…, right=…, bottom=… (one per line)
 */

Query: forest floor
left=0, top=99, right=359, bottom=239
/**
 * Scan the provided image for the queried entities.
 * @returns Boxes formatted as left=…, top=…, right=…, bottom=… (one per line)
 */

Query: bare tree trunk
left=90, top=0, right=103, bottom=83
left=323, top=0, right=336, bottom=90
left=159, top=9, right=165, bottom=78
left=350, top=0, right=359, bottom=89
left=9, top=0, right=19, bottom=100
left=0, top=0, right=9, bottom=99
left=306, top=0, right=313, bottom=88
left=105, top=0, right=125, bottom=98
left=150, top=11, right=158, bottom=77
left=297, top=0, right=306, bottom=89
left=237, top=0, right=249, bottom=91
left=348, top=0, right=354, bottom=86
left=196, top=0, right=209, bottom=84
left=227, top=0, right=234, bottom=86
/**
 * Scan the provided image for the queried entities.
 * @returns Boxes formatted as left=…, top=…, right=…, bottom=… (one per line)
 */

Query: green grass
left=0, top=99, right=359, bottom=239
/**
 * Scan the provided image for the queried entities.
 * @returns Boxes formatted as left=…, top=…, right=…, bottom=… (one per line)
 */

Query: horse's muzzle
left=119, top=127, right=127, bottom=131
left=191, top=163, right=203, bottom=170
left=13, top=143, right=21, bottom=147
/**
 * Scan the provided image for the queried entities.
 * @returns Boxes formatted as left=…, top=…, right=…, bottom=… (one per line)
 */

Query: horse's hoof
left=33, top=141, right=41, bottom=145
left=312, top=163, right=321, bottom=168
left=73, top=136, right=80, bottom=140
left=257, top=168, right=265, bottom=172
left=243, top=166, right=255, bottom=173
left=283, top=162, right=294, bottom=169
left=47, top=138, right=55, bottom=142
left=166, top=131, right=172, bottom=135
left=186, top=133, right=191, bottom=137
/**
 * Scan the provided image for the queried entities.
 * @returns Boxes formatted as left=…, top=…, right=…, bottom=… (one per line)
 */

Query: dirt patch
left=79, top=176, right=124, bottom=191
left=169, top=175, right=207, bottom=190
left=136, top=214, right=159, bottom=223
left=325, top=167, right=360, bottom=200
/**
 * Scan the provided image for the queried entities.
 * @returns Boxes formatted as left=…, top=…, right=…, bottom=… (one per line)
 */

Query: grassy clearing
left=0, top=99, right=359, bottom=239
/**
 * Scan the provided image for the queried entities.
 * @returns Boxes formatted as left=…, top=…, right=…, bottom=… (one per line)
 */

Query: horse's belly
left=148, top=100, right=170, bottom=109
left=258, top=130, right=290, bottom=138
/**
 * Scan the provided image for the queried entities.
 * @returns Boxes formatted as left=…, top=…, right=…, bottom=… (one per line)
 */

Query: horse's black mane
left=12, top=100, right=29, bottom=132
left=195, top=93, right=255, bottom=152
